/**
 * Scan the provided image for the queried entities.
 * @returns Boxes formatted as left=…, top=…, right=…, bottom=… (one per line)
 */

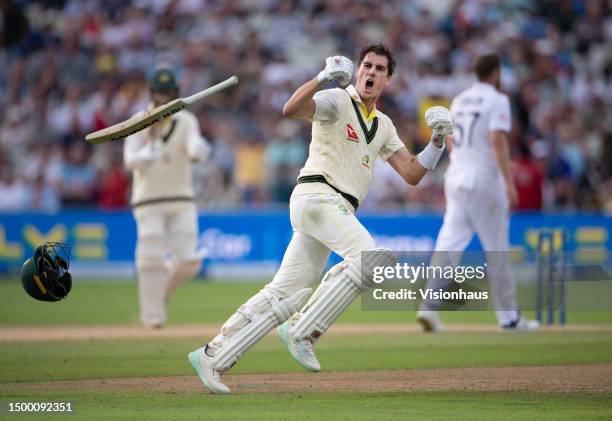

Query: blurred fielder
left=189, top=44, right=453, bottom=394
left=124, top=67, right=210, bottom=328
left=417, top=54, right=539, bottom=332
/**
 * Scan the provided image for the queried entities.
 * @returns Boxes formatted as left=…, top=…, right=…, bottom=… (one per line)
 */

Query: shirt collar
left=473, top=81, right=496, bottom=91
left=345, top=85, right=377, bottom=121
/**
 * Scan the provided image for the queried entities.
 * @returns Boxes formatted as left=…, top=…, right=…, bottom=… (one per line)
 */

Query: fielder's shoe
left=188, top=345, right=230, bottom=394
left=277, top=321, right=321, bottom=372
left=501, top=318, right=540, bottom=332
left=417, top=310, right=445, bottom=333
left=143, top=323, right=164, bottom=330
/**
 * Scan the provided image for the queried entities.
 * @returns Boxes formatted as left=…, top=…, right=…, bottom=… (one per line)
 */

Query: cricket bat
left=85, top=75, right=238, bottom=144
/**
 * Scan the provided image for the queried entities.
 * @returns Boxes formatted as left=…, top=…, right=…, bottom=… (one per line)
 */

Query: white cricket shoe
left=188, top=345, right=230, bottom=394
left=501, top=318, right=540, bottom=332
left=416, top=310, right=445, bottom=333
left=143, top=322, right=164, bottom=330
left=277, top=321, right=321, bottom=372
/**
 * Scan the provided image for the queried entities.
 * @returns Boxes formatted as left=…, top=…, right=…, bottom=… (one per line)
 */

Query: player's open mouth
left=365, top=79, right=374, bottom=90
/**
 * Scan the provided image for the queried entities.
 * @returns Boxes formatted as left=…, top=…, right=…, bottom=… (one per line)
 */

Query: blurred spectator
left=0, top=0, right=609, bottom=211
left=0, top=162, right=27, bottom=211
left=513, top=142, right=543, bottom=210
left=47, top=85, right=95, bottom=144
left=97, top=155, right=129, bottom=209
left=0, top=106, right=34, bottom=149
left=264, top=120, right=306, bottom=202
left=60, top=143, right=96, bottom=207
left=234, top=138, right=266, bottom=203
left=23, top=174, right=60, bottom=212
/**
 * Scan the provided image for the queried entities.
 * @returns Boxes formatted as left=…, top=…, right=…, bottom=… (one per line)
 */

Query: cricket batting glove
left=317, top=56, right=353, bottom=88
left=425, top=106, right=453, bottom=147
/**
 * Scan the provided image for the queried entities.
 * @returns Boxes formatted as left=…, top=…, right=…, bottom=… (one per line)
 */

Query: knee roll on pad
left=136, top=236, right=165, bottom=271
left=360, top=247, right=398, bottom=288
left=166, top=249, right=206, bottom=278
left=290, top=247, right=397, bottom=341
left=169, top=260, right=202, bottom=278
left=210, top=288, right=311, bottom=371
left=164, top=253, right=205, bottom=298
left=214, top=289, right=281, bottom=341
left=137, top=258, right=165, bottom=272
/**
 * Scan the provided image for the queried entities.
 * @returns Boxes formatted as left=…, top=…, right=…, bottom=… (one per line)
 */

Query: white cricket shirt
left=124, top=109, right=210, bottom=207
left=448, top=82, right=511, bottom=178
left=297, top=85, right=405, bottom=206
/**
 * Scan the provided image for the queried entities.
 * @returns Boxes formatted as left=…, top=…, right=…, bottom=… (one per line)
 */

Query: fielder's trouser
left=209, top=184, right=375, bottom=356
left=134, top=202, right=201, bottom=326
left=420, top=175, right=519, bottom=325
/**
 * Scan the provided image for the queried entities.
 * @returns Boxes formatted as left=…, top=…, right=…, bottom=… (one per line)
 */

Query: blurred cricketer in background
left=188, top=44, right=453, bottom=394
left=417, top=54, right=539, bottom=332
left=124, top=67, right=210, bottom=328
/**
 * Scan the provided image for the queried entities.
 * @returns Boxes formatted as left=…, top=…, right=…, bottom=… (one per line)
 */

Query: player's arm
left=387, top=138, right=447, bottom=186
left=185, top=114, right=211, bottom=162
left=283, top=56, right=353, bottom=120
left=387, top=148, right=428, bottom=185
left=282, top=78, right=320, bottom=120
left=123, top=129, right=160, bottom=170
left=489, top=95, right=517, bottom=207
left=387, top=106, right=452, bottom=185
left=490, top=130, right=518, bottom=207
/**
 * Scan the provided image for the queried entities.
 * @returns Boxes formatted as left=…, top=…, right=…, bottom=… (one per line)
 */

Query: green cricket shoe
left=277, top=321, right=321, bottom=372
left=188, top=346, right=230, bottom=394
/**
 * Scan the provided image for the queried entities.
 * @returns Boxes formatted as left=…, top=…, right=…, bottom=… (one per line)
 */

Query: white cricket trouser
left=424, top=174, right=519, bottom=325
left=209, top=183, right=374, bottom=350
left=134, top=201, right=199, bottom=326
left=267, top=184, right=375, bottom=298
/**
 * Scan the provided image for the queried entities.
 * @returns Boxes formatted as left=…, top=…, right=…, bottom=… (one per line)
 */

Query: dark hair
left=474, top=54, right=500, bottom=81
left=358, top=43, right=396, bottom=76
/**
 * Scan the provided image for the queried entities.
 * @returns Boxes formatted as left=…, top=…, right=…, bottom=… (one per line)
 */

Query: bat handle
left=183, top=75, right=239, bottom=105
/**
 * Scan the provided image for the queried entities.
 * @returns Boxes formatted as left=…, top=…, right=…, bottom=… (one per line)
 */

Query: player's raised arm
left=282, top=56, right=353, bottom=120
left=387, top=106, right=452, bottom=185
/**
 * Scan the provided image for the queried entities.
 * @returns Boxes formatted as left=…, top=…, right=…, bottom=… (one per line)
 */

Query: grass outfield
left=1, top=279, right=611, bottom=420
left=1, top=279, right=611, bottom=326
left=1, top=332, right=612, bottom=420
left=2, top=332, right=612, bottom=382
left=1, top=390, right=610, bottom=421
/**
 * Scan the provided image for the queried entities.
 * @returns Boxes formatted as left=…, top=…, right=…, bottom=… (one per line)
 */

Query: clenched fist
left=425, top=106, right=453, bottom=147
left=317, top=56, right=353, bottom=88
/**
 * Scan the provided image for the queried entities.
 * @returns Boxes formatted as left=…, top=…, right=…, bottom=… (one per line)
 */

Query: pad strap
left=210, top=288, right=311, bottom=371
left=290, top=249, right=397, bottom=341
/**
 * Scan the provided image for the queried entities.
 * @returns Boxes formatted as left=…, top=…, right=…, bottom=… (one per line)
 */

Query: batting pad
left=165, top=249, right=206, bottom=299
left=291, top=248, right=397, bottom=341
left=210, top=288, right=311, bottom=371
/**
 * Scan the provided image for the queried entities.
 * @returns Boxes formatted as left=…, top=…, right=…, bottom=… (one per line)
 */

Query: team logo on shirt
left=346, top=124, right=359, bottom=142
left=361, top=154, right=370, bottom=169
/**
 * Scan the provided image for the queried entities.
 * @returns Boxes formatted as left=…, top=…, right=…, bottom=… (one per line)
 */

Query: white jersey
left=298, top=85, right=405, bottom=206
left=448, top=82, right=511, bottom=179
left=124, top=109, right=210, bottom=207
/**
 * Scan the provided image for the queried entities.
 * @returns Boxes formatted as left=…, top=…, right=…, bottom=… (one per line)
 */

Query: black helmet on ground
left=20, top=242, right=72, bottom=302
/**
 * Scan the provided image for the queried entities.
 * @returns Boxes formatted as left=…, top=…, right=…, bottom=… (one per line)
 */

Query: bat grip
left=183, top=75, right=239, bottom=105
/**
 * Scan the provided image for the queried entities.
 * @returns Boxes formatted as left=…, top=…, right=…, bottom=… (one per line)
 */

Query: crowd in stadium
left=0, top=0, right=610, bottom=212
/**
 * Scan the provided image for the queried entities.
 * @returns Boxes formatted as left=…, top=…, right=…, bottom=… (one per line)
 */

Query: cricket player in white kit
left=417, top=54, right=539, bottom=332
left=188, top=44, right=454, bottom=394
left=124, top=68, right=210, bottom=328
